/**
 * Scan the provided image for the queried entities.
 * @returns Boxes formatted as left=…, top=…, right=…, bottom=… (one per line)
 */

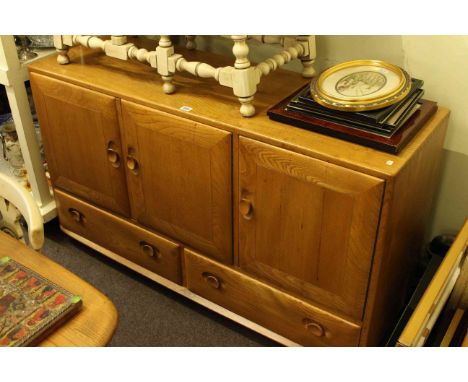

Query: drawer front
left=55, top=189, right=182, bottom=284
left=185, top=249, right=361, bottom=346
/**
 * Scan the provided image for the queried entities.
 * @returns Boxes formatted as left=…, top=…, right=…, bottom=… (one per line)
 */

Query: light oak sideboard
left=29, top=41, right=449, bottom=346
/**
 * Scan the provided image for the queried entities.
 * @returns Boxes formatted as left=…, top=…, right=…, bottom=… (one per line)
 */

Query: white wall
left=401, top=36, right=468, bottom=237
left=192, top=35, right=468, bottom=238
left=402, top=36, right=468, bottom=155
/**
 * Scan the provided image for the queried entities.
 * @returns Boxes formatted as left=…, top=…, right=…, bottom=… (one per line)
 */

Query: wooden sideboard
left=28, top=41, right=449, bottom=346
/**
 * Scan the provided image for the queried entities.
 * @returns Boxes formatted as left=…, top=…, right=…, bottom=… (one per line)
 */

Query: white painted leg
left=162, top=75, right=175, bottom=94
left=157, top=36, right=176, bottom=94
left=231, top=35, right=257, bottom=118
left=301, top=59, right=316, bottom=78
left=54, top=36, right=71, bottom=64
left=297, top=36, right=316, bottom=78
left=239, top=96, right=255, bottom=117
left=111, top=35, right=127, bottom=45
left=56, top=47, right=70, bottom=64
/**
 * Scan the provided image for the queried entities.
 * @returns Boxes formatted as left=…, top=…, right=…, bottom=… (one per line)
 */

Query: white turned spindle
left=136, top=49, right=148, bottom=62
left=157, top=35, right=176, bottom=94
left=137, top=49, right=149, bottom=63
left=302, top=60, right=316, bottom=78
left=175, top=58, right=219, bottom=79
left=54, top=35, right=71, bottom=64
left=56, top=48, right=70, bottom=64
left=111, top=35, right=127, bottom=45
left=87, top=37, right=105, bottom=50
left=158, top=35, right=170, bottom=47
left=73, top=35, right=105, bottom=50
left=232, top=35, right=250, bottom=69
left=239, top=96, right=255, bottom=118
left=255, top=42, right=304, bottom=78
left=231, top=35, right=257, bottom=117
left=128, top=46, right=154, bottom=65
left=296, top=35, right=316, bottom=78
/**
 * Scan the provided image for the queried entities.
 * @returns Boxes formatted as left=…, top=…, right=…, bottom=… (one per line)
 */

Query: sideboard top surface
left=29, top=38, right=449, bottom=179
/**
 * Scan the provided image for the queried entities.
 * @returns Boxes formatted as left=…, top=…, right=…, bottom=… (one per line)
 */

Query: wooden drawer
left=55, top=189, right=182, bottom=284
left=184, top=249, right=361, bottom=346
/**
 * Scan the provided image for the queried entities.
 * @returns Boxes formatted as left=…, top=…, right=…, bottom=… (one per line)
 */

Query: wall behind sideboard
left=191, top=35, right=468, bottom=240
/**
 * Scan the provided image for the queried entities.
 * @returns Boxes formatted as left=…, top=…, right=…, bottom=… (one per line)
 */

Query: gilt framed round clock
left=310, top=60, right=411, bottom=112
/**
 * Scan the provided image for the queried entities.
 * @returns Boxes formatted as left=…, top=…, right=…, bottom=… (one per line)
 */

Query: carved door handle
left=202, top=272, right=222, bottom=290
left=126, top=155, right=140, bottom=174
left=106, top=147, right=121, bottom=168
left=239, top=197, right=254, bottom=220
left=68, top=208, right=85, bottom=223
left=140, top=241, right=161, bottom=259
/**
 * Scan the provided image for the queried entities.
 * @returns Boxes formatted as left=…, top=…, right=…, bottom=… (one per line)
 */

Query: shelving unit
left=0, top=35, right=56, bottom=222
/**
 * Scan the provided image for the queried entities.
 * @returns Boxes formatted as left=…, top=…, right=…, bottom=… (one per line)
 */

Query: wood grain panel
left=238, top=137, right=384, bottom=319
left=28, top=41, right=450, bottom=181
left=30, top=73, right=130, bottom=216
left=121, top=101, right=232, bottom=263
left=55, top=189, right=183, bottom=284
left=27, top=41, right=450, bottom=346
left=360, top=112, right=450, bottom=345
left=185, top=249, right=361, bottom=346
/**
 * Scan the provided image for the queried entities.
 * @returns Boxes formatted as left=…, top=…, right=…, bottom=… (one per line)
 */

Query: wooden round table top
left=1, top=231, right=118, bottom=346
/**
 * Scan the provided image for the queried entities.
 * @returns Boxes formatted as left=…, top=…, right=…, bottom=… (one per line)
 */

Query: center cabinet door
left=121, top=101, right=232, bottom=264
left=238, top=137, right=384, bottom=319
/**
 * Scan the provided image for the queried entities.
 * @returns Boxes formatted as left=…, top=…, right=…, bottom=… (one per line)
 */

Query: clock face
left=310, top=60, right=411, bottom=112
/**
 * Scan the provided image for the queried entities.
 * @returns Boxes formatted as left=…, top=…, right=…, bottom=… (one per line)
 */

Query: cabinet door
left=121, top=101, right=232, bottom=263
left=30, top=73, right=130, bottom=216
left=238, top=137, right=384, bottom=319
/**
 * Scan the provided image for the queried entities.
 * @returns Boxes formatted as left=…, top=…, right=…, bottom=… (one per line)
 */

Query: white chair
left=0, top=172, right=44, bottom=250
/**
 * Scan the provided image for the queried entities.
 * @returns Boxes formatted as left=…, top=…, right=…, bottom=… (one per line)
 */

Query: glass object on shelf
left=16, top=36, right=38, bottom=61
left=0, top=121, right=26, bottom=178
left=27, top=35, right=54, bottom=49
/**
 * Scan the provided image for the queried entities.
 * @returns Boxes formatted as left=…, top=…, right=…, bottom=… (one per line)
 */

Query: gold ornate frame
left=311, top=59, right=411, bottom=112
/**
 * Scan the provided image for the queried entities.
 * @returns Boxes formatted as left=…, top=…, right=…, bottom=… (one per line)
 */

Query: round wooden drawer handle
left=202, top=272, right=221, bottom=290
left=68, top=208, right=84, bottom=223
left=140, top=242, right=160, bottom=259
left=303, top=318, right=325, bottom=337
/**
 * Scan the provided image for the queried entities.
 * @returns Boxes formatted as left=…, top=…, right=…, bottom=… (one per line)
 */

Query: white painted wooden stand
left=0, top=35, right=56, bottom=223
left=54, top=35, right=316, bottom=117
